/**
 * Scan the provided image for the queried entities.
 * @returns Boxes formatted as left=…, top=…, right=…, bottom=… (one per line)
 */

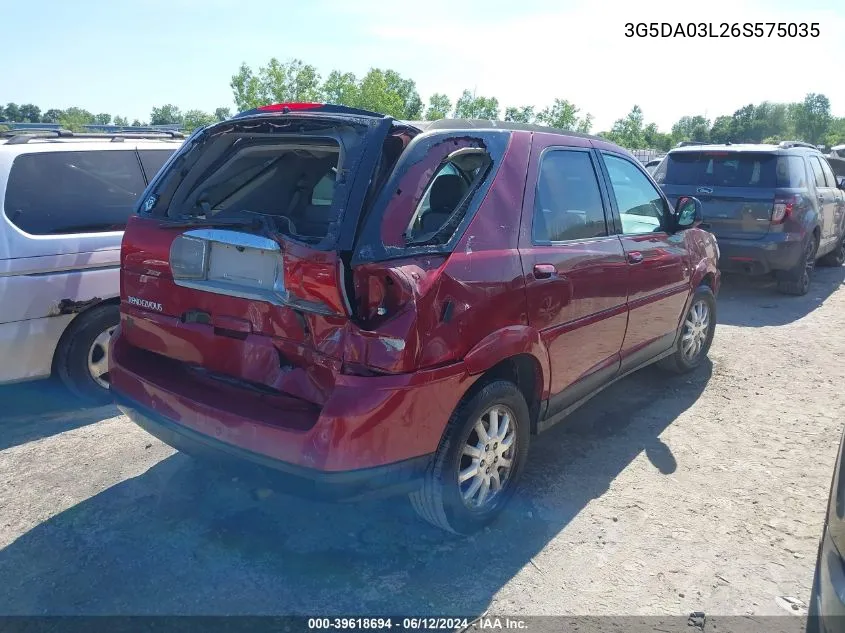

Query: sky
left=2, top=0, right=844, bottom=132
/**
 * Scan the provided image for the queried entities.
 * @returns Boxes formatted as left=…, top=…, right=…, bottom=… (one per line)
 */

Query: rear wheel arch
left=462, top=326, right=549, bottom=420
left=52, top=297, right=121, bottom=403
left=52, top=296, right=120, bottom=368
left=468, top=354, right=543, bottom=432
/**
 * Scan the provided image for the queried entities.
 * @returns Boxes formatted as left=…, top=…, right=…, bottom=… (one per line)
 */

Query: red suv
left=110, top=104, right=720, bottom=534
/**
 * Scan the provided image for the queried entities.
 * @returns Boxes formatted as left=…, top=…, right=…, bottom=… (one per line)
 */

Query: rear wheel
left=409, top=380, right=531, bottom=534
left=819, top=235, right=845, bottom=267
left=659, top=286, right=716, bottom=374
left=55, top=303, right=119, bottom=405
left=777, top=235, right=818, bottom=296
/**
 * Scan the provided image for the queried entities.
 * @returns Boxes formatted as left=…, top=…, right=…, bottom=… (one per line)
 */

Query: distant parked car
left=645, top=157, right=664, bottom=175
left=110, top=104, right=720, bottom=534
left=654, top=141, right=845, bottom=295
left=830, top=144, right=845, bottom=160
left=0, top=130, right=183, bottom=402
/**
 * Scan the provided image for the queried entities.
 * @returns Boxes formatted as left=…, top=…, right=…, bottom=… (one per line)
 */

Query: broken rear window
left=353, top=129, right=510, bottom=264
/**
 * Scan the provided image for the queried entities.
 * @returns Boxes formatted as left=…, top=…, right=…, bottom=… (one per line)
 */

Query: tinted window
left=776, top=156, right=808, bottom=188
left=602, top=153, right=665, bottom=235
left=656, top=151, right=778, bottom=188
left=809, top=156, right=827, bottom=189
left=532, top=150, right=607, bottom=242
left=4, top=150, right=146, bottom=235
left=819, top=157, right=837, bottom=188
left=139, top=149, right=176, bottom=182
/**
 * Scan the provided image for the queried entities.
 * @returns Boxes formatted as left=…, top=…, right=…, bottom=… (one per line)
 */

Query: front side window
left=602, top=153, right=665, bottom=235
left=532, top=149, right=607, bottom=243
left=809, top=156, right=827, bottom=189
left=4, top=150, right=146, bottom=235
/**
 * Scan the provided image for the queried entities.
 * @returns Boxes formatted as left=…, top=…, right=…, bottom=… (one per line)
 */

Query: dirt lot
left=1, top=269, right=844, bottom=618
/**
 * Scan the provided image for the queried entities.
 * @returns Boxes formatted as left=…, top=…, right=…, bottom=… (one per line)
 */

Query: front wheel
left=659, top=286, right=716, bottom=374
left=409, top=380, right=531, bottom=534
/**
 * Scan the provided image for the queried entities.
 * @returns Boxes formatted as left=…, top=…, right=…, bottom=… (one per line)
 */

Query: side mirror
left=675, top=196, right=703, bottom=229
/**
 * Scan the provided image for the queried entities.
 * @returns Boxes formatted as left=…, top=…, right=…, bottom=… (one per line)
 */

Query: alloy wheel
left=682, top=300, right=711, bottom=362
left=458, top=405, right=517, bottom=510
left=88, top=326, right=117, bottom=389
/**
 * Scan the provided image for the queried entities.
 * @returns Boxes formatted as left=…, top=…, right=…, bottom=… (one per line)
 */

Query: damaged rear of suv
left=112, top=103, right=719, bottom=534
left=111, top=104, right=517, bottom=532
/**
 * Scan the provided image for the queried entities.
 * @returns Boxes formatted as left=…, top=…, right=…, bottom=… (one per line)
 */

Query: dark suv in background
left=654, top=141, right=845, bottom=295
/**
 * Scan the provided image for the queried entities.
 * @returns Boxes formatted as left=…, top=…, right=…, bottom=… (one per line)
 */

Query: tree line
left=3, top=57, right=844, bottom=149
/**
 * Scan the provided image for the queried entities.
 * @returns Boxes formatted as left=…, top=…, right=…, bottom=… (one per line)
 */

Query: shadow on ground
left=717, top=265, right=845, bottom=327
left=0, top=380, right=118, bottom=451
left=0, top=361, right=711, bottom=615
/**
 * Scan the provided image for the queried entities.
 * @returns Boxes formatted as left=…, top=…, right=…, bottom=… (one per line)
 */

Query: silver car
left=0, top=130, right=182, bottom=402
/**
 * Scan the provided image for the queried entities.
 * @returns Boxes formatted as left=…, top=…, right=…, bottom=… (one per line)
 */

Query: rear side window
left=819, top=157, right=837, bottom=188
left=809, top=156, right=827, bottom=189
left=656, top=151, right=778, bottom=188
left=139, top=149, right=177, bottom=182
left=532, top=150, right=607, bottom=242
left=4, top=150, right=146, bottom=235
left=776, top=156, right=808, bottom=188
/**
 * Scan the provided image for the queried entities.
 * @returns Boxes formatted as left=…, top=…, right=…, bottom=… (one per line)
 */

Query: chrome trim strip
left=182, top=229, right=281, bottom=252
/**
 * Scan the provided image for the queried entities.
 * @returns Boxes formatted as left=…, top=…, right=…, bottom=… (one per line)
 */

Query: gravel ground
left=1, top=268, right=844, bottom=619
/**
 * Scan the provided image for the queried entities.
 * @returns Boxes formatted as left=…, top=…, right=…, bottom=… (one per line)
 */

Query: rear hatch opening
left=119, top=111, right=507, bottom=419
left=118, top=111, right=431, bottom=418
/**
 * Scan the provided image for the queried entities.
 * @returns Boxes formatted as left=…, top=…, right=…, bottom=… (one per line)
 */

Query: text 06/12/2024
left=624, top=22, right=820, bottom=38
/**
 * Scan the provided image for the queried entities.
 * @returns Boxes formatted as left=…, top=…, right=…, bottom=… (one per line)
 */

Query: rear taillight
left=772, top=195, right=800, bottom=224
left=353, top=269, right=412, bottom=325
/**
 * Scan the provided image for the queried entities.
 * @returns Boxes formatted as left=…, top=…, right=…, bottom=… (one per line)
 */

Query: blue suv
left=654, top=141, right=845, bottom=295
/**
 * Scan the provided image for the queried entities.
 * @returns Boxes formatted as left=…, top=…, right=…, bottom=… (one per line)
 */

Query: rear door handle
left=533, top=263, right=557, bottom=279
left=627, top=251, right=644, bottom=264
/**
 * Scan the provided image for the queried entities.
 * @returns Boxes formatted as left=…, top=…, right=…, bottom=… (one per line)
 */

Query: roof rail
left=2, top=129, right=185, bottom=145
left=778, top=140, right=818, bottom=150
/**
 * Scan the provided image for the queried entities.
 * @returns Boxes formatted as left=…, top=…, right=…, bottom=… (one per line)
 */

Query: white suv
left=0, top=130, right=183, bottom=402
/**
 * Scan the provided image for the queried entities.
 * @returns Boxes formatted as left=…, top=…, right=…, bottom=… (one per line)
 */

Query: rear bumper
left=716, top=234, right=804, bottom=275
left=109, top=330, right=476, bottom=497
left=115, top=392, right=432, bottom=501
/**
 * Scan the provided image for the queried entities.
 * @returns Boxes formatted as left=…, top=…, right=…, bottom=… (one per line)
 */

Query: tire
left=777, top=235, right=818, bottom=296
left=819, top=235, right=845, bottom=267
left=55, top=303, right=119, bottom=405
left=659, top=286, right=716, bottom=374
left=409, top=380, right=531, bottom=535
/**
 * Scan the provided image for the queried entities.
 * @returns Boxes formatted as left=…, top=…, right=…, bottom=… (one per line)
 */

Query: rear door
left=518, top=139, right=628, bottom=418
left=655, top=150, right=777, bottom=240
left=598, top=150, right=691, bottom=371
left=818, top=156, right=845, bottom=243
left=809, top=155, right=838, bottom=248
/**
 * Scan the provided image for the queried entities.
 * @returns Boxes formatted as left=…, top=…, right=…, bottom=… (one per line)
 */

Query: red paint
left=111, top=122, right=719, bottom=485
